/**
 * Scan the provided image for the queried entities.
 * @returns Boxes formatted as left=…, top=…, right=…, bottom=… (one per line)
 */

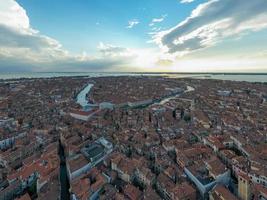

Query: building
left=123, top=184, right=142, bottom=200
left=134, top=166, right=155, bottom=187
left=70, top=168, right=108, bottom=200
left=7, top=143, right=59, bottom=194
left=111, top=153, right=136, bottom=183
left=0, top=180, right=23, bottom=200
left=66, top=154, right=91, bottom=180
left=253, top=184, right=267, bottom=200
left=170, top=182, right=196, bottom=200
left=156, top=173, right=196, bottom=200
left=203, top=136, right=225, bottom=153
left=209, top=184, right=238, bottom=200
left=15, top=193, right=31, bottom=200
left=67, top=137, right=113, bottom=180
left=143, top=186, right=161, bottom=200
left=69, top=109, right=99, bottom=121
left=155, top=173, right=176, bottom=200
left=0, top=131, right=26, bottom=150
left=184, top=161, right=230, bottom=198
left=217, top=90, right=231, bottom=97
left=238, top=173, right=251, bottom=200
left=81, top=143, right=105, bottom=163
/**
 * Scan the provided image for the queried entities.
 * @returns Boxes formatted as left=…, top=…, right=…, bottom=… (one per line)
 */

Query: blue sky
left=17, top=0, right=201, bottom=53
left=0, top=0, right=267, bottom=72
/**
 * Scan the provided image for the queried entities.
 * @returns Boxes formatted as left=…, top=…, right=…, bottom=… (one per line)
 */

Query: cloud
left=1, top=0, right=266, bottom=73
left=156, top=59, right=174, bottom=67
left=0, top=0, right=139, bottom=72
left=97, top=43, right=169, bottom=72
left=154, top=0, right=267, bottom=56
left=0, top=0, right=71, bottom=70
left=0, top=0, right=62, bottom=52
left=0, top=46, right=134, bottom=72
left=0, top=0, right=29, bottom=30
left=0, top=25, right=62, bottom=51
left=97, top=42, right=136, bottom=58
left=149, top=15, right=167, bottom=27
left=126, top=19, right=139, bottom=29
left=180, top=0, right=195, bottom=4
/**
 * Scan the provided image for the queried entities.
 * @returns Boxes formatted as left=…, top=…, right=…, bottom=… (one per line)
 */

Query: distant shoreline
left=0, top=72, right=266, bottom=83
left=1, top=71, right=267, bottom=75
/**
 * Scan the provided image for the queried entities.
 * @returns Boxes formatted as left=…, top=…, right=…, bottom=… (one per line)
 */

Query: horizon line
left=1, top=71, right=267, bottom=75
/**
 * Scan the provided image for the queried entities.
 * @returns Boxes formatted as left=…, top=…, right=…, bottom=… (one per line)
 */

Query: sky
left=0, top=0, right=267, bottom=72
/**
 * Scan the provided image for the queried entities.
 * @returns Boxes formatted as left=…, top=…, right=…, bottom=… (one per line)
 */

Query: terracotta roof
left=254, top=183, right=267, bottom=198
left=123, top=184, right=142, bottom=200
left=71, top=177, right=90, bottom=200
left=157, top=173, right=176, bottom=189
left=211, top=185, right=239, bottom=200
left=143, top=186, right=161, bottom=200
left=70, top=109, right=97, bottom=116
left=67, top=154, right=89, bottom=173
left=171, top=182, right=196, bottom=200
left=91, top=174, right=106, bottom=192
left=16, top=193, right=31, bottom=200
left=8, top=151, right=59, bottom=183
left=206, top=158, right=228, bottom=177
left=115, top=192, right=125, bottom=200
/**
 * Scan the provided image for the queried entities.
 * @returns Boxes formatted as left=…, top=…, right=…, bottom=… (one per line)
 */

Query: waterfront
left=0, top=72, right=266, bottom=83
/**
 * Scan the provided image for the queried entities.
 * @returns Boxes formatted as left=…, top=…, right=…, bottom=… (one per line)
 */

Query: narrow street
left=59, top=140, right=70, bottom=200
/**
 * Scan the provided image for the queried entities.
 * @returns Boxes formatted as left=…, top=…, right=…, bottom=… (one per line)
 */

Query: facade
left=134, top=167, right=155, bottom=187
left=0, top=180, right=22, bottom=200
left=238, top=173, right=251, bottom=200
left=0, top=132, right=27, bottom=150
left=69, top=111, right=94, bottom=121
left=184, top=167, right=230, bottom=198
left=66, top=154, right=92, bottom=180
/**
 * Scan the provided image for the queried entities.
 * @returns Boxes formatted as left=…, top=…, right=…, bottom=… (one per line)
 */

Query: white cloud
left=1, top=0, right=266, bottom=73
left=126, top=19, right=139, bottom=29
left=0, top=0, right=139, bottom=72
left=97, top=42, right=168, bottom=72
left=180, top=0, right=195, bottom=4
left=0, top=0, right=29, bottom=30
left=0, top=0, right=68, bottom=63
left=154, top=0, right=267, bottom=56
left=98, top=42, right=136, bottom=58
left=149, top=15, right=167, bottom=27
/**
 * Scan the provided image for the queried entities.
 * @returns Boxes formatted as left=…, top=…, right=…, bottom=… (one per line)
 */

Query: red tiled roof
left=123, top=184, right=142, bottom=200
left=211, top=185, right=239, bottom=200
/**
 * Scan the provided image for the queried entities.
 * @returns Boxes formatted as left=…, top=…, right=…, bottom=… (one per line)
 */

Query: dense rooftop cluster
left=90, top=76, right=186, bottom=104
left=0, top=76, right=266, bottom=200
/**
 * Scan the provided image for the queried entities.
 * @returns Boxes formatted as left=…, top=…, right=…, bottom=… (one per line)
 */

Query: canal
left=59, top=140, right=70, bottom=200
left=76, top=83, right=95, bottom=110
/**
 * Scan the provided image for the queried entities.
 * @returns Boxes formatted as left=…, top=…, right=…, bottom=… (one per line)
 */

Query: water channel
left=76, top=83, right=95, bottom=110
